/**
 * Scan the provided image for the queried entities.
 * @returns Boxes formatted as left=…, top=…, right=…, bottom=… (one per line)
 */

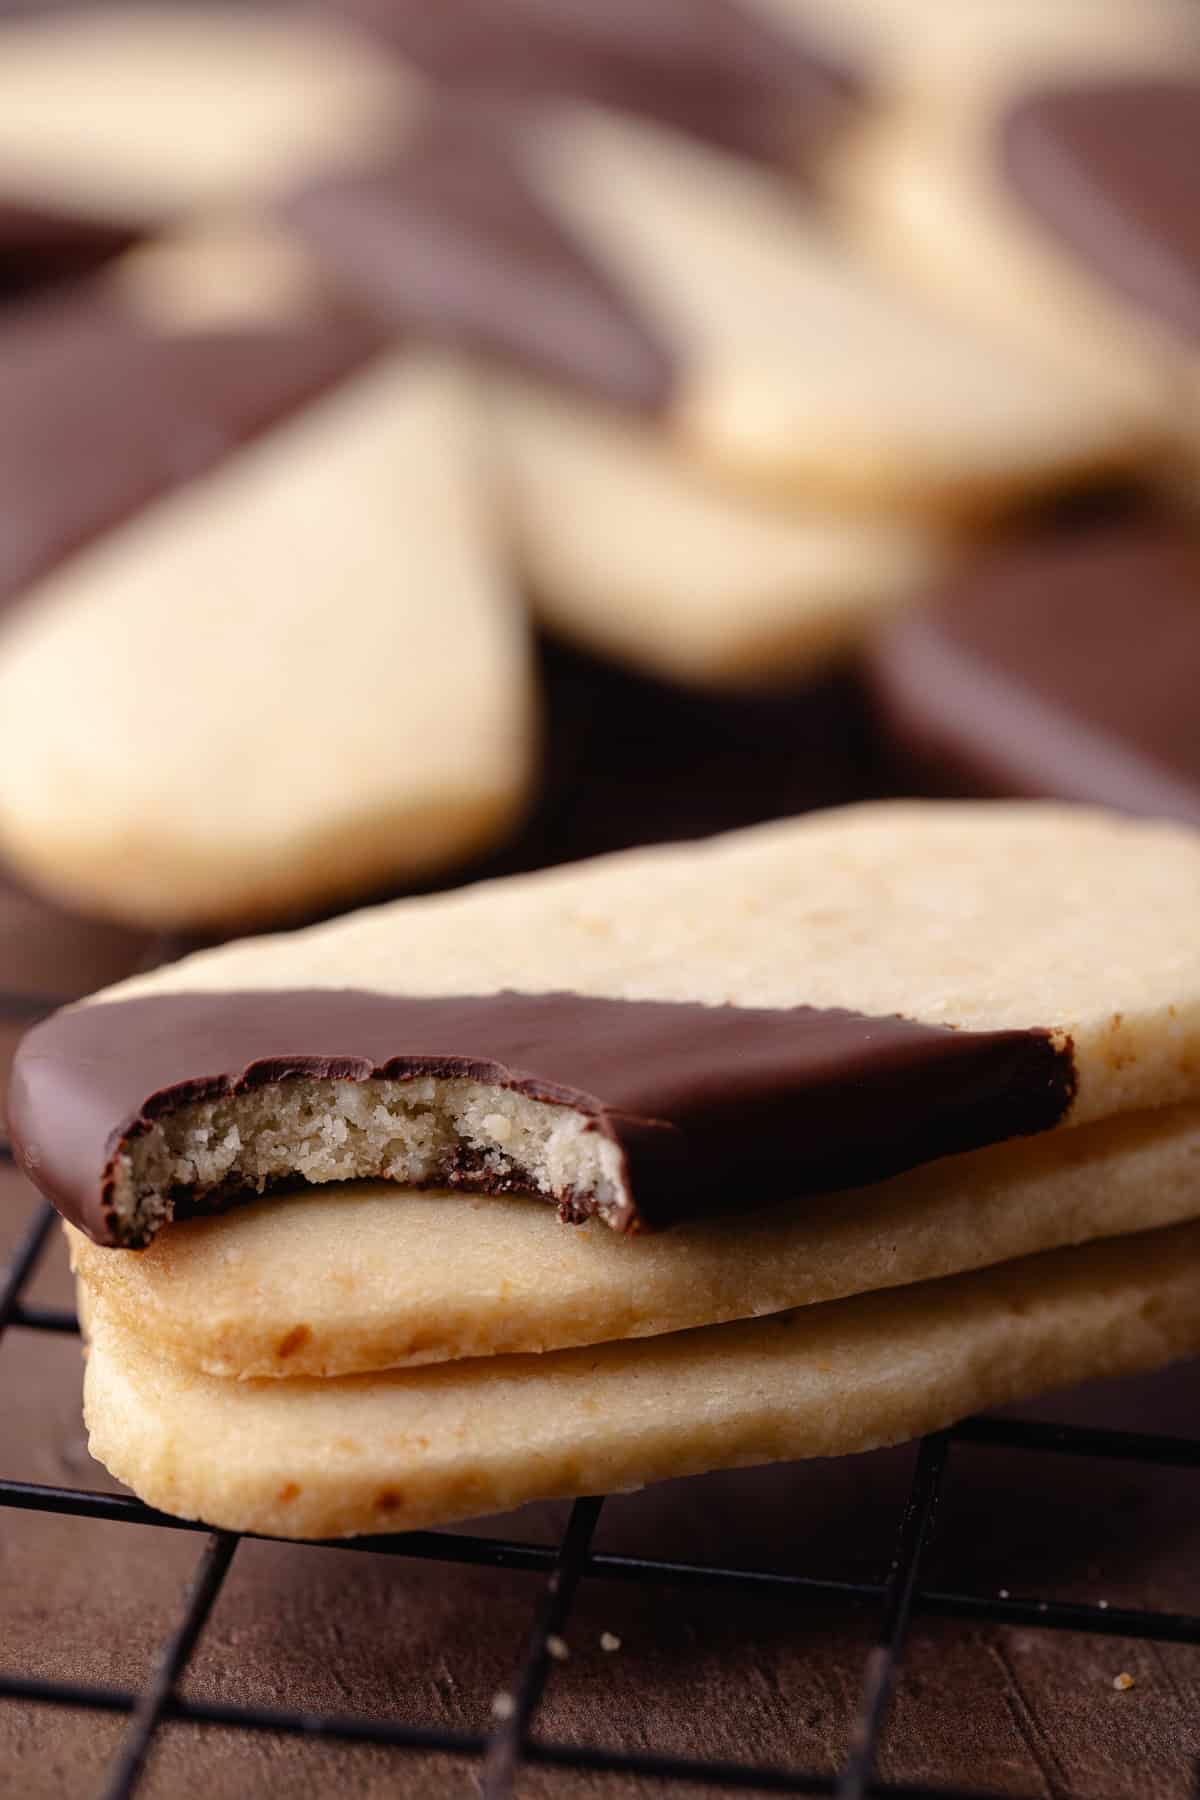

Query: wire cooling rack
left=5, top=1184, right=1200, bottom=1799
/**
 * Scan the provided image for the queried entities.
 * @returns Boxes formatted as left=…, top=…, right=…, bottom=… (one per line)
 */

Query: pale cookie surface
left=490, top=373, right=946, bottom=685
left=0, top=7, right=416, bottom=223
left=96, top=802, right=1200, bottom=1131
left=80, top=1218, right=1200, bottom=1537
left=827, top=99, right=1196, bottom=439
left=68, top=1101, right=1200, bottom=1378
left=525, top=106, right=1158, bottom=512
left=107, top=220, right=339, bottom=335
left=0, top=351, right=536, bottom=927
left=752, top=0, right=1200, bottom=112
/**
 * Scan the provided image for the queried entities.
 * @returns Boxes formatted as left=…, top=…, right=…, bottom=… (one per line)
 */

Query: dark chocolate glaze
left=864, top=525, right=1200, bottom=826
left=1002, top=79, right=1200, bottom=346
left=0, top=195, right=141, bottom=303
left=282, top=110, right=673, bottom=412
left=7, top=987, right=1075, bottom=1246
left=328, top=0, right=861, bottom=161
left=0, top=285, right=379, bottom=606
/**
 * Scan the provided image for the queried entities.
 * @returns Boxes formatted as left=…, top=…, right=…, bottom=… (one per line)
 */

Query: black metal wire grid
left=4, top=1114, right=1200, bottom=1798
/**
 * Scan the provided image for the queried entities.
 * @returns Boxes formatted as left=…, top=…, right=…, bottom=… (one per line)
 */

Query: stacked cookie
left=12, top=801, right=1200, bottom=1537
left=0, top=1, right=1198, bottom=931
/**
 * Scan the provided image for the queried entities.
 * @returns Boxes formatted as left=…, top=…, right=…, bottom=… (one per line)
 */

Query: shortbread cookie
left=1002, top=80, right=1200, bottom=361
left=0, top=264, right=374, bottom=613
left=524, top=105, right=1165, bottom=502
left=12, top=802, right=1200, bottom=1245
left=285, top=105, right=1158, bottom=514
left=67, top=1101, right=1200, bottom=1378
left=829, top=78, right=1200, bottom=438
left=281, top=108, right=675, bottom=414
left=326, top=0, right=859, bottom=161
left=104, top=220, right=342, bottom=337
left=490, top=374, right=946, bottom=685
left=79, top=1218, right=1200, bottom=1537
left=0, top=296, right=535, bottom=926
left=515, top=104, right=1163, bottom=492
left=866, top=525, right=1200, bottom=828
left=0, top=6, right=415, bottom=226
left=751, top=0, right=1200, bottom=113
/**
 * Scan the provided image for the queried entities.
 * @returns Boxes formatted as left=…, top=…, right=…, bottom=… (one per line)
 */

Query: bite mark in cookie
left=9, top=987, right=1074, bottom=1246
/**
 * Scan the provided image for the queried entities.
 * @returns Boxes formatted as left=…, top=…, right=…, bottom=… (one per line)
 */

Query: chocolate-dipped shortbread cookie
left=831, top=55, right=1200, bottom=448
left=277, top=105, right=956, bottom=685
left=755, top=0, right=1200, bottom=114
left=865, top=524, right=1200, bottom=827
left=286, top=102, right=1155, bottom=518
left=13, top=801, right=1200, bottom=1250
left=0, top=236, right=536, bottom=927
left=322, top=0, right=861, bottom=162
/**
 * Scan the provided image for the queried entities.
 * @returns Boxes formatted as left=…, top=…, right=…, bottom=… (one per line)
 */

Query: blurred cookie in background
left=285, top=101, right=1164, bottom=519
left=0, top=232, right=537, bottom=930
left=0, top=4, right=416, bottom=228
left=752, top=0, right=1200, bottom=113
left=488, top=373, right=944, bottom=689
left=825, top=9, right=1200, bottom=457
left=0, top=0, right=417, bottom=308
left=864, top=521, right=1200, bottom=829
left=0, top=0, right=1192, bottom=936
left=320, top=0, right=862, bottom=163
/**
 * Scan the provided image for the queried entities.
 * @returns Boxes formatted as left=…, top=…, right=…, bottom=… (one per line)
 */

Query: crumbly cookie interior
left=109, top=1077, right=626, bottom=1244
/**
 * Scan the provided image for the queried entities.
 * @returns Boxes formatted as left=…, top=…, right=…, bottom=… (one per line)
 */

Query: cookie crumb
left=482, top=1112, right=512, bottom=1143
left=600, top=1632, right=622, bottom=1653
left=546, top=1634, right=569, bottom=1662
left=490, top=1691, right=515, bottom=1720
left=1113, top=1672, right=1135, bottom=1692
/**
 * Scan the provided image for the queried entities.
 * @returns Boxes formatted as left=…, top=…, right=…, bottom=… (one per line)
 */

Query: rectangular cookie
left=78, top=1216, right=1200, bottom=1538
left=12, top=800, right=1200, bottom=1247
left=67, top=1100, right=1200, bottom=1378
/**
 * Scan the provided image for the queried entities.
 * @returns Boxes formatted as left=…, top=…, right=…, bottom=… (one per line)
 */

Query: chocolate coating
left=8, top=987, right=1075, bottom=1245
left=282, top=110, right=673, bottom=412
left=0, top=195, right=140, bottom=302
left=327, top=0, right=861, bottom=161
left=0, top=285, right=378, bottom=606
left=1002, top=80, right=1200, bottom=345
left=864, top=525, right=1200, bottom=826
